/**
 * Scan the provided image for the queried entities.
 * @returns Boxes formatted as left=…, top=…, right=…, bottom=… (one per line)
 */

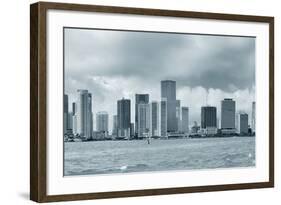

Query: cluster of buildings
left=63, top=80, right=256, bottom=141
left=64, top=90, right=94, bottom=140
left=196, top=99, right=255, bottom=136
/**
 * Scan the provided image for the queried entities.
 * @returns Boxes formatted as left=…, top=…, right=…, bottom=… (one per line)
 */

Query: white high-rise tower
left=221, top=98, right=236, bottom=134
left=76, top=90, right=93, bottom=139
left=150, top=101, right=160, bottom=137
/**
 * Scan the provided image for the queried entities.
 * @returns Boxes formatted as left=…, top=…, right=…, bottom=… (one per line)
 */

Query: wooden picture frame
left=30, top=1, right=274, bottom=202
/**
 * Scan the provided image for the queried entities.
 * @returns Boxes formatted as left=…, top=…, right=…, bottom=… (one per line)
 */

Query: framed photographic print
left=30, top=1, right=274, bottom=202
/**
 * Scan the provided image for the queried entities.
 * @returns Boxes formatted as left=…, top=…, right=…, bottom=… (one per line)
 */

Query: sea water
left=64, top=137, right=255, bottom=176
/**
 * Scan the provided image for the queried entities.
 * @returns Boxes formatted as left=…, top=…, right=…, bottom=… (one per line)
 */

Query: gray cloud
left=65, top=28, right=255, bottom=91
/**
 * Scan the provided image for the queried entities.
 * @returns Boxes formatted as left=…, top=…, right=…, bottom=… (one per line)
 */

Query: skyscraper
left=160, top=98, right=167, bottom=137
left=112, top=115, right=118, bottom=136
left=72, top=102, right=77, bottom=135
left=67, top=112, right=73, bottom=131
left=252, top=101, right=256, bottom=133
left=201, top=106, right=217, bottom=135
left=64, top=94, right=69, bottom=113
left=221, top=98, right=236, bottom=134
left=150, top=101, right=160, bottom=137
left=63, top=94, right=69, bottom=135
left=201, top=106, right=217, bottom=128
left=96, top=111, right=109, bottom=132
left=161, top=80, right=176, bottom=132
left=135, top=94, right=149, bottom=138
left=176, top=100, right=181, bottom=132
left=137, top=103, right=150, bottom=138
left=72, top=114, right=77, bottom=135
left=117, top=98, right=131, bottom=138
left=181, top=107, right=189, bottom=133
left=238, top=113, right=248, bottom=134
left=72, top=102, right=76, bottom=115
left=76, top=90, right=93, bottom=139
left=130, top=123, right=135, bottom=138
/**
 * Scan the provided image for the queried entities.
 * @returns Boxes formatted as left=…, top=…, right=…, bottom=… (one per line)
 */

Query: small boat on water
left=74, top=138, right=82, bottom=142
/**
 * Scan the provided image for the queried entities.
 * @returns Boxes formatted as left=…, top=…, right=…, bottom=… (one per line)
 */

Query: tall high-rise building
left=201, top=106, right=217, bottom=135
left=130, top=123, right=134, bottom=138
left=117, top=98, right=131, bottom=138
left=201, top=106, right=217, bottom=128
left=63, top=94, right=69, bottom=134
left=221, top=98, right=236, bottom=133
left=72, top=102, right=76, bottom=115
left=72, top=115, right=77, bottom=135
left=238, top=113, right=248, bottom=134
left=252, top=101, right=256, bottom=133
left=161, top=80, right=177, bottom=132
left=67, top=112, right=73, bottom=131
left=217, top=118, right=220, bottom=129
left=181, top=107, right=189, bottom=133
left=96, top=111, right=109, bottom=132
left=76, top=90, right=93, bottom=139
left=64, top=94, right=69, bottom=113
left=150, top=101, right=160, bottom=137
left=135, top=94, right=149, bottom=137
left=71, top=102, right=77, bottom=135
left=137, top=103, right=150, bottom=138
left=160, top=98, right=167, bottom=137
left=112, top=115, right=118, bottom=136
left=176, top=100, right=181, bottom=132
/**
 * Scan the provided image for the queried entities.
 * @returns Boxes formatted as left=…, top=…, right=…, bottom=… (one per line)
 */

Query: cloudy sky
left=64, top=28, right=255, bottom=132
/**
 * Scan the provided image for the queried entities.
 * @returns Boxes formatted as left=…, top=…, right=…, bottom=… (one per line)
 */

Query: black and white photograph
left=63, top=28, right=256, bottom=176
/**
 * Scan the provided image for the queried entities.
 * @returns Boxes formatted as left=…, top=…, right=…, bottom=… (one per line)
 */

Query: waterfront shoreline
left=64, top=135, right=255, bottom=142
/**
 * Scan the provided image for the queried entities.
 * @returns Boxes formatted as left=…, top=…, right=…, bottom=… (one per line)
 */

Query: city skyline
left=63, top=79, right=255, bottom=137
left=64, top=28, right=255, bottom=132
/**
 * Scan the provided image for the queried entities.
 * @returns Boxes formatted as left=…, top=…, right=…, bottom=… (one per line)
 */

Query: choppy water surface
left=64, top=137, right=255, bottom=176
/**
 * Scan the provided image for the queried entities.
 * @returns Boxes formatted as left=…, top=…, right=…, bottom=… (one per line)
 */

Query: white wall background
left=0, top=0, right=279, bottom=204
